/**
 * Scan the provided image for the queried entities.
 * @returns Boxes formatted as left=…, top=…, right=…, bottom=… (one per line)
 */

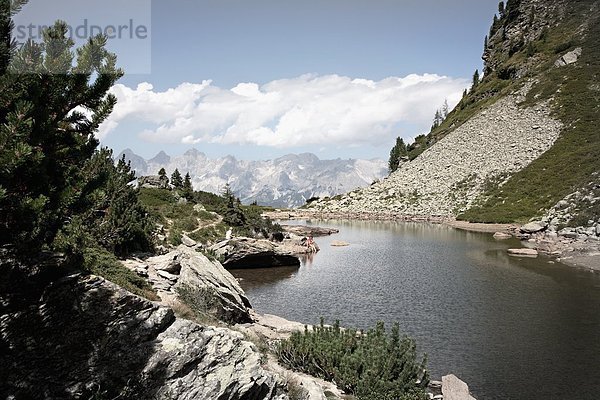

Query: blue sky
left=26, top=0, right=501, bottom=160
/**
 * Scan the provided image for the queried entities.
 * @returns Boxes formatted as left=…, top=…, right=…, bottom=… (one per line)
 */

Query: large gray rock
left=138, top=174, right=169, bottom=189
left=507, top=248, right=539, bottom=257
left=442, top=374, right=477, bottom=400
left=147, top=246, right=253, bottom=323
left=520, top=221, right=548, bottom=234
left=0, top=270, right=284, bottom=399
left=210, top=238, right=301, bottom=269
left=493, top=231, right=512, bottom=240
left=554, top=47, right=582, bottom=67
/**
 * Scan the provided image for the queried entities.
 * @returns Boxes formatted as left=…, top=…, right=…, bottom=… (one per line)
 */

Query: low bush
left=276, top=320, right=429, bottom=400
left=82, top=247, right=158, bottom=301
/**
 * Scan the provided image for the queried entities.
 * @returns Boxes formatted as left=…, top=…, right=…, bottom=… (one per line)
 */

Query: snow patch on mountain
left=118, top=149, right=387, bottom=208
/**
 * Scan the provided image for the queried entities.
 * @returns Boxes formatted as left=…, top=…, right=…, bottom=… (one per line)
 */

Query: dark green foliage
left=221, top=184, right=247, bottom=227
left=192, top=190, right=228, bottom=212
left=471, top=69, right=480, bottom=90
left=183, top=172, right=194, bottom=200
left=388, top=137, right=408, bottom=173
left=170, top=168, right=183, bottom=188
left=0, top=16, right=123, bottom=259
left=82, top=246, right=158, bottom=300
left=277, top=320, right=428, bottom=400
left=52, top=149, right=154, bottom=260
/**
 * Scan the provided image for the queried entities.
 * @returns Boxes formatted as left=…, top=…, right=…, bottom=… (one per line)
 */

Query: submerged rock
left=507, top=248, right=539, bottom=257
left=493, top=232, right=512, bottom=240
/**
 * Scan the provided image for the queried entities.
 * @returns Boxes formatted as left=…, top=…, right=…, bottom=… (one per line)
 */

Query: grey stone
left=139, top=175, right=169, bottom=189
left=554, top=47, right=582, bottom=67
left=0, top=272, right=284, bottom=399
left=149, top=246, right=253, bottom=324
left=210, top=238, right=301, bottom=269
left=507, top=248, right=539, bottom=257
left=157, top=269, right=179, bottom=282
left=520, top=221, right=548, bottom=234
left=493, top=232, right=512, bottom=240
left=181, top=234, right=197, bottom=247
left=442, top=374, right=477, bottom=400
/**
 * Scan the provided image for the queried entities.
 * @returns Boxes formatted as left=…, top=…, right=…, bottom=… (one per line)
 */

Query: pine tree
left=498, top=1, right=505, bottom=18
left=388, top=137, right=408, bottom=174
left=57, top=149, right=154, bottom=258
left=183, top=172, right=193, bottom=200
left=171, top=168, right=183, bottom=188
left=442, top=99, right=449, bottom=119
left=222, top=184, right=246, bottom=226
left=472, top=69, right=480, bottom=90
left=0, top=17, right=123, bottom=256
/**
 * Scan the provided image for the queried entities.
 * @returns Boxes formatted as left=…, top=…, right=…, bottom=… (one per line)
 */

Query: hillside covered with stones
left=309, top=0, right=600, bottom=228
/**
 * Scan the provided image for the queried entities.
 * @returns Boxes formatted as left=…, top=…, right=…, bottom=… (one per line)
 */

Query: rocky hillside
left=0, top=256, right=285, bottom=399
left=310, top=0, right=600, bottom=227
left=119, top=149, right=387, bottom=208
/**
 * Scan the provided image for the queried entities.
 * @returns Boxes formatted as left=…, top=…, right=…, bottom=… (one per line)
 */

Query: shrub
left=82, top=247, right=158, bottom=301
left=276, top=320, right=429, bottom=400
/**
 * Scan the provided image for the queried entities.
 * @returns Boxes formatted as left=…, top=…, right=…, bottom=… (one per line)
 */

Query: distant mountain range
left=117, top=149, right=387, bottom=208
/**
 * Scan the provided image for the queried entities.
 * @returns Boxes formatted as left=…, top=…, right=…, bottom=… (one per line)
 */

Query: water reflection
left=233, top=219, right=600, bottom=399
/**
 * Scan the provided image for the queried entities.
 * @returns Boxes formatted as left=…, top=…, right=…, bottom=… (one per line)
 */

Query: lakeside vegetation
left=277, top=319, right=429, bottom=400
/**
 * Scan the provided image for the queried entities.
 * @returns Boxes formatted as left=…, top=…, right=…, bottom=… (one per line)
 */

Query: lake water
left=230, top=220, right=600, bottom=400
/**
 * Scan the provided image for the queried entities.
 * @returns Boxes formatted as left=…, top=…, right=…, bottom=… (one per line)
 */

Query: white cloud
left=99, top=73, right=468, bottom=147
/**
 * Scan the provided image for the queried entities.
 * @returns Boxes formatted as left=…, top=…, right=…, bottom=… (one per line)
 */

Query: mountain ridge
left=118, top=149, right=387, bottom=208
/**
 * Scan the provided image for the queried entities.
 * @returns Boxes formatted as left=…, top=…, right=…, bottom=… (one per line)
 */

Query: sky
left=17, top=0, right=500, bottom=161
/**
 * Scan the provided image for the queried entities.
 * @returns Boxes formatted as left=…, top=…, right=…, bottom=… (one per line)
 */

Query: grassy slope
left=458, top=1, right=600, bottom=223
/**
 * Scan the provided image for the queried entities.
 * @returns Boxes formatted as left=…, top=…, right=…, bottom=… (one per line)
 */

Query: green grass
left=187, top=223, right=229, bottom=245
left=82, top=247, right=159, bottom=301
left=458, top=1, right=600, bottom=223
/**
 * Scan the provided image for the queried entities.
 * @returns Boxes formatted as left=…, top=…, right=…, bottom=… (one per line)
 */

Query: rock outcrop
left=138, top=174, right=169, bottom=189
left=124, top=246, right=253, bottom=324
left=0, top=267, right=284, bottom=399
left=309, top=90, right=561, bottom=217
left=555, top=47, right=582, bottom=67
left=280, top=224, right=340, bottom=237
left=442, top=374, right=477, bottom=400
left=210, top=238, right=303, bottom=269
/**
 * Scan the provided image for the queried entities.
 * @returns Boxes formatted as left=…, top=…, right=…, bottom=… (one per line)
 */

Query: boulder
left=493, top=232, right=512, bottom=240
left=148, top=246, right=253, bottom=324
left=520, top=221, right=548, bottom=234
left=281, top=224, right=340, bottom=237
left=138, top=175, right=169, bottom=189
left=330, top=240, right=350, bottom=247
left=181, top=234, right=197, bottom=247
left=442, top=374, right=477, bottom=400
left=210, top=238, right=301, bottom=269
left=0, top=270, right=284, bottom=399
left=554, top=47, right=582, bottom=67
left=507, top=248, right=539, bottom=257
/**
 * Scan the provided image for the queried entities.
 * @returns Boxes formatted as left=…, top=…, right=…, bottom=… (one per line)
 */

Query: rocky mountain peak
left=149, top=150, right=171, bottom=165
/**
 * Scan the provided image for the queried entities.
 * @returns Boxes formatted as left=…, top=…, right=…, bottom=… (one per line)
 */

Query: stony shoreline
left=265, top=209, right=600, bottom=272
